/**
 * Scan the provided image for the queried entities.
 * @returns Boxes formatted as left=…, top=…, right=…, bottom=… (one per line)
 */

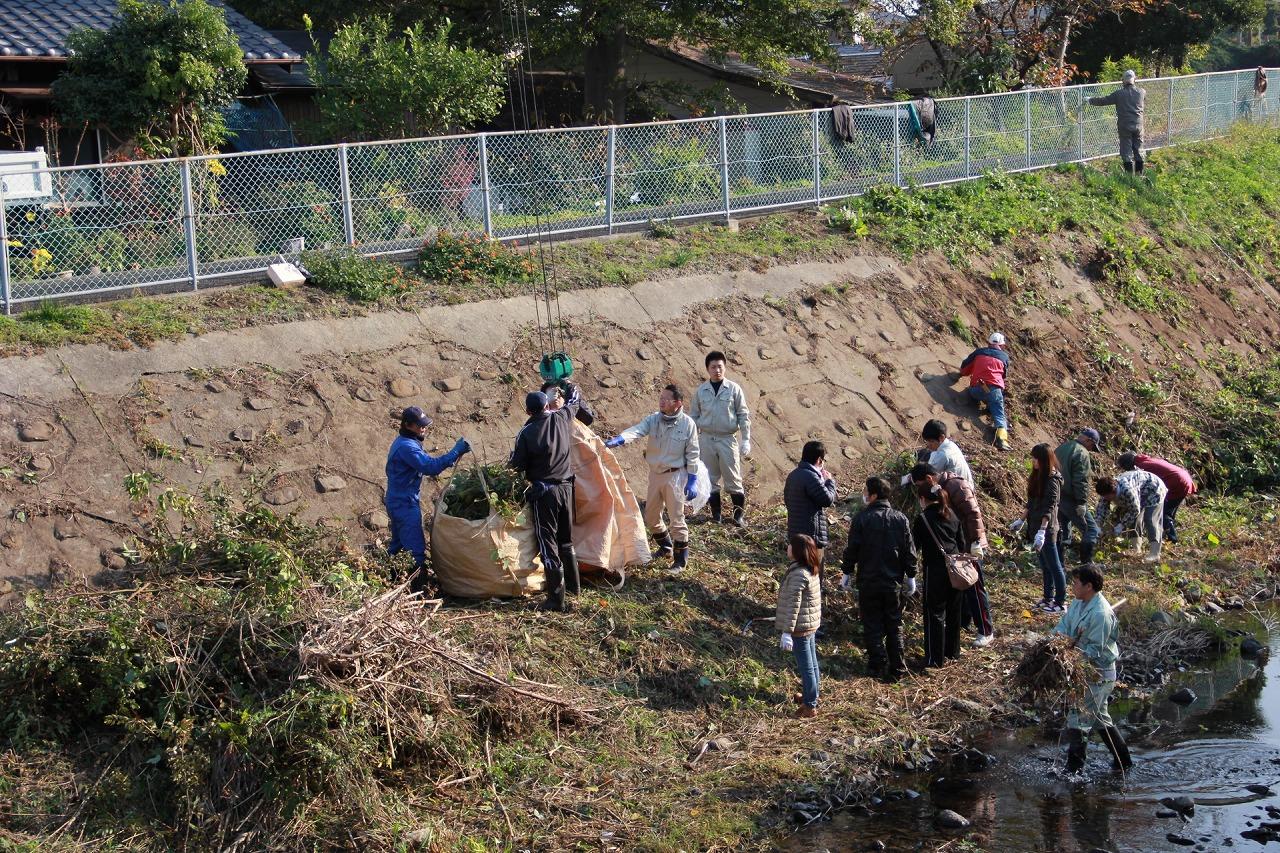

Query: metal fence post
left=477, top=134, right=493, bottom=236
left=1201, top=76, right=1209, bottom=141
left=718, top=117, right=731, bottom=222
left=179, top=159, right=199, bottom=291
left=963, top=98, right=971, bottom=178
left=337, top=143, right=355, bottom=244
left=892, top=103, right=902, bottom=186
left=811, top=110, right=821, bottom=206
left=605, top=127, right=616, bottom=234
left=1076, top=88, right=1084, bottom=160
left=0, top=184, right=10, bottom=315
left=1024, top=89, right=1033, bottom=169
left=1167, top=78, right=1175, bottom=145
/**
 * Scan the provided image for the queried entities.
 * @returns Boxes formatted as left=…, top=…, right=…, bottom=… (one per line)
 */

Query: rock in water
left=1161, top=796, right=1196, bottom=816
left=1170, top=687, right=1197, bottom=705
left=1241, top=637, right=1267, bottom=658
left=936, top=809, right=970, bottom=829
left=1246, top=784, right=1273, bottom=796
left=1165, top=834, right=1195, bottom=847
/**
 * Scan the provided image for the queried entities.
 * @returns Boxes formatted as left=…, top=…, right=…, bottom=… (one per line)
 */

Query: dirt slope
left=0, top=232, right=1276, bottom=594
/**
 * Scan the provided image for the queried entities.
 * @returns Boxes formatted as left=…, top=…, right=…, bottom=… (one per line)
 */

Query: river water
left=787, top=621, right=1280, bottom=852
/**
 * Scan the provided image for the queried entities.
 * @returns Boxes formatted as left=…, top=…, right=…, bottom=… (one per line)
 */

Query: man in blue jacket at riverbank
left=386, top=406, right=471, bottom=590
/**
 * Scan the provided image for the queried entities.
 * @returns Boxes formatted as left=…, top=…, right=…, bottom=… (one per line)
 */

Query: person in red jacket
left=960, top=332, right=1011, bottom=451
left=1117, top=452, right=1196, bottom=544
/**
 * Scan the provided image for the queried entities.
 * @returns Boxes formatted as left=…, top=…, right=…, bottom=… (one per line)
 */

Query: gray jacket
left=689, top=379, right=751, bottom=440
left=1090, top=83, right=1146, bottom=133
left=618, top=411, right=700, bottom=472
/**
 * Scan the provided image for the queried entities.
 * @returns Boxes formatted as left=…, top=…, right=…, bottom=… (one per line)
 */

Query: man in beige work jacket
left=606, top=384, right=701, bottom=572
left=689, top=350, right=751, bottom=528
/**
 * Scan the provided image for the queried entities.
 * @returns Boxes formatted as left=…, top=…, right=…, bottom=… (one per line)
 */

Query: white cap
left=1123, top=70, right=1137, bottom=84
left=988, top=331, right=1006, bottom=346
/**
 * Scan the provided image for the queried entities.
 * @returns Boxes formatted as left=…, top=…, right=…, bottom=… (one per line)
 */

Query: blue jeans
left=792, top=633, right=820, bottom=709
left=1039, top=538, right=1066, bottom=605
left=967, top=384, right=1007, bottom=429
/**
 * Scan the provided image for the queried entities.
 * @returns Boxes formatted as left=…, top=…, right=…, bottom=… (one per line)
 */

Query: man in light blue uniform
left=385, top=406, right=471, bottom=589
left=1053, top=565, right=1132, bottom=773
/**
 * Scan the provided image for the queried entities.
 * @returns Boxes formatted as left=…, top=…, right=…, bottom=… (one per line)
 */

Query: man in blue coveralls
left=385, top=406, right=471, bottom=590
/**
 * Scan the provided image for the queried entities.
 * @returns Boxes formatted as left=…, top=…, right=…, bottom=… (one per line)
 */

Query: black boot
left=1065, top=728, right=1087, bottom=773
left=1079, top=541, right=1096, bottom=567
left=1135, top=156, right=1145, bottom=175
left=654, top=532, right=674, bottom=560
left=708, top=491, right=723, bottom=523
left=1101, top=726, right=1133, bottom=770
left=669, top=541, right=689, bottom=573
left=729, top=492, right=746, bottom=528
left=1122, top=161, right=1134, bottom=174
left=559, top=545, right=580, bottom=596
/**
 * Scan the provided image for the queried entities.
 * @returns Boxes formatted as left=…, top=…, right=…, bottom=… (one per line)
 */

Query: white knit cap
left=1123, top=70, right=1137, bottom=83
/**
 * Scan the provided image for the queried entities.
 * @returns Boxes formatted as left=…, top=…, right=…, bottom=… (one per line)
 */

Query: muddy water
left=787, top=622, right=1280, bottom=853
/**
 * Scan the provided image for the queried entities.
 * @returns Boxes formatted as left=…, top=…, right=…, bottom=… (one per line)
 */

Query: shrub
left=301, top=248, right=408, bottom=302
left=417, top=233, right=534, bottom=284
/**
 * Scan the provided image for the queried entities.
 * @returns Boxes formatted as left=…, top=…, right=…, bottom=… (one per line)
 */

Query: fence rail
left=1, top=68, right=1276, bottom=311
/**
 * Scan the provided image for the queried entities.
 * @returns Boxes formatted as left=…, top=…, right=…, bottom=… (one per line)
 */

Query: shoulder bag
left=920, top=511, right=980, bottom=591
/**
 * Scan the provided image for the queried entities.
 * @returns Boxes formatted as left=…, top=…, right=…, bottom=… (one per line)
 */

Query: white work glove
left=969, top=542, right=984, bottom=558
left=780, top=632, right=794, bottom=652
left=839, top=573, right=852, bottom=591
left=740, top=438, right=751, bottom=457
left=900, top=473, right=913, bottom=487
left=905, top=577, right=917, bottom=596
left=1033, top=529, right=1046, bottom=551
left=1010, top=518, right=1026, bottom=533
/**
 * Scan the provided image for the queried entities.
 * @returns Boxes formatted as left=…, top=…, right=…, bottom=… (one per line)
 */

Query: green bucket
left=538, top=352, right=574, bottom=384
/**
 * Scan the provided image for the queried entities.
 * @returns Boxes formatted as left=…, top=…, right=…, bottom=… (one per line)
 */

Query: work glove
left=900, top=473, right=913, bottom=487
left=905, top=577, right=917, bottom=596
left=1113, top=524, right=1124, bottom=537
left=683, top=472, right=699, bottom=502
left=452, top=437, right=472, bottom=458
left=605, top=436, right=625, bottom=448
left=740, top=438, right=751, bottom=458
left=970, top=542, right=984, bottom=558
left=1010, top=518, right=1026, bottom=533
left=839, top=573, right=852, bottom=591
left=780, top=632, right=794, bottom=652
left=1033, top=529, right=1046, bottom=552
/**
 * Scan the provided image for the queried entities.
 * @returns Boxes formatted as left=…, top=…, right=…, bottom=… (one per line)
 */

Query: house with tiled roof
left=0, top=0, right=304, bottom=163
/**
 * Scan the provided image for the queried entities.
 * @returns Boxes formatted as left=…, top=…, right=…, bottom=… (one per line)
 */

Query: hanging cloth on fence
left=908, top=97, right=938, bottom=146
left=832, top=104, right=856, bottom=142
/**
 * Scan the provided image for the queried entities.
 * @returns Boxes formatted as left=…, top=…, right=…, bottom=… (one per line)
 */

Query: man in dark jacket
left=784, top=440, right=838, bottom=563
left=960, top=332, right=1011, bottom=451
left=1055, top=428, right=1101, bottom=566
left=910, top=462, right=993, bottom=647
left=510, top=383, right=585, bottom=612
left=842, top=477, right=917, bottom=681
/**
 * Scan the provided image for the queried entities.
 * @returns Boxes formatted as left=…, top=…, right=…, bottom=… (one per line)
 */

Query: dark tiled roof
left=0, top=0, right=302, bottom=61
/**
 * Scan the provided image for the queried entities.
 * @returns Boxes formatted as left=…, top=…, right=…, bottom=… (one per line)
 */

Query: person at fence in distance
left=914, top=483, right=964, bottom=668
left=1117, top=450, right=1196, bottom=545
left=841, top=477, right=917, bottom=683
left=1088, top=70, right=1147, bottom=175
left=510, top=384, right=586, bottom=612
left=385, top=406, right=470, bottom=591
left=960, top=332, right=1012, bottom=451
left=606, top=384, right=700, bottom=572
left=777, top=533, right=824, bottom=719
left=1054, top=565, right=1132, bottom=774
left=689, top=351, right=751, bottom=527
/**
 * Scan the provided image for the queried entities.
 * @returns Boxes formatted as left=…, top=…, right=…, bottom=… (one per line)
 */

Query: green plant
left=821, top=204, right=870, bottom=236
left=417, top=233, right=534, bottom=284
left=990, top=261, right=1017, bottom=295
left=125, top=471, right=161, bottom=501
left=649, top=219, right=678, bottom=239
left=948, top=314, right=974, bottom=345
left=302, top=248, right=408, bottom=302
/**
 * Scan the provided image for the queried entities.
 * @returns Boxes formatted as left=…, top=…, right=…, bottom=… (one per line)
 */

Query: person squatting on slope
left=1117, top=451, right=1196, bottom=545
left=384, top=406, right=471, bottom=590
left=1088, top=69, right=1147, bottom=175
left=910, top=462, right=994, bottom=647
left=913, top=482, right=964, bottom=668
left=689, top=351, right=752, bottom=527
left=842, top=477, right=917, bottom=682
left=1096, top=468, right=1168, bottom=563
left=607, top=385, right=701, bottom=572
left=777, top=533, right=824, bottom=719
left=510, top=383, right=588, bottom=612
left=1054, top=565, right=1133, bottom=773
left=1055, top=428, right=1103, bottom=567
left=960, top=332, right=1012, bottom=451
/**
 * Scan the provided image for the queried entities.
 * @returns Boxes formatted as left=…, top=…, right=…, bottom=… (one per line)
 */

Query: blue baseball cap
left=400, top=406, right=432, bottom=428
left=525, top=391, right=548, bottom=415
left=1079, top=428, right=1102, bottom=447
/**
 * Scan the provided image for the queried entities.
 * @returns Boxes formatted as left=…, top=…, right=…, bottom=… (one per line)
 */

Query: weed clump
left=418, top=233, right=534, bottom=284
left=302, top=247, right=409, bottom=302
left=441, top=463, right=526, bottom=520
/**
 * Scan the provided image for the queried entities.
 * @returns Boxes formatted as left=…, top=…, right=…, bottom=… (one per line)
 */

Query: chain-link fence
left=1, top=68, right=1276, bottom=310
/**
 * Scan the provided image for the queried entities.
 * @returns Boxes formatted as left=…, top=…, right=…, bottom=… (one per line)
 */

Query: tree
left=52, top=0, right=247, bottom=157
left=306, top=15, right=507, bottom=141
left=1070, top=0, right=1266, bottom=76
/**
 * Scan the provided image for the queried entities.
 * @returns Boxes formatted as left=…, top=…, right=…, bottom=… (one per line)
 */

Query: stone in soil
left=636, top=348, right=652, bottom=360
left=53, top=519, right=80, bottom=540
left=1166, top=834, right=1195, bottom=846
left=792, top=342, right=809, bottom=355
left=799, top=397, right=815, bottom=408
left=17, top=420, right=54, bottom=442
left=399, top=355, right=419, bottom=367
left=1162, top=796, right=1196, bottom=816
left=354, top=387, right=376, bottom=402
left=1150, top=610, right=1176, bottom=626
left=1242, top=637, right=1267, bottom=657
left=438, top=351, right=458, bottom=361
left=363, top=510, right=390, bottom=531
left=437, top=403, right=458, bottom=414
left=191, top=406, right=216, bottom=420
left=935, top=809, right=970, bottom=829
left=101, top=550, right=127, bottom=571
left=835, top=421, right=856, bottom=436
left=183, top=435, right=205, bottom=448
left=958, top=421, right=972, bottom=431
left=475, top=370, right=499, bottom=381
left=205, top=380, right=227, bottom=393
left=246, top=397, right=275, bottom=411
left=1170, top=687, right=1198, bottom=705
left=315, top=474, right=347, bottom=493
left=602, top=353, right=621, bottom=365
left=433, top=376, right=463, bottom=392
left=758, top=347, right=776, bottom=360
left=725, top=331, right=741, bottom=341
left=231, top=427, right=257, bottom=442
left=389, top=379, right=419, bottom=398
left=599, top=377, right=619, bottom=388
left=826, top=319, right=842, bottom=330
left=842, top=446, right=858, bottom=459
left=28, top=454, right=52, bottom=471
left=0, top=579, right=13, bottom=595
left=879, top=330, right=895, bottom=343
left=263, top=487, right=302, bottom=506
left=0, top=531, right=18, bottom=549
left=781, top=433, right=801, bottom=444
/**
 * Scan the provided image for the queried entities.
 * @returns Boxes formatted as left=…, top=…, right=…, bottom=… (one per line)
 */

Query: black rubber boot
left=559, top=545, right=580, bottom=596
left=730, top=492, right=746, bottom=528
left=1079, top=541, right=1096, bottom=567
left=654, top=532, right=674, bottom=560
left=669, top=541, right=689, bottom=573
left=1065, top=728, right=1088, bottom=773
left=708, top=491, right=723, bottom=523
left=1135, top=156, right=1145, bottom=175
left=1101, top=726, right=1133, bottom=770
left=1122, top=161, right=1134, bottom=174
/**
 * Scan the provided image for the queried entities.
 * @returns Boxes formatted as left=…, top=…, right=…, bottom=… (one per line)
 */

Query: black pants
left=859, top=584, right=905, bottom=676
left=923, top=560, right=962, bottom=666
left=1163, top=495, right=1185, bottom=543
left=529, top=483, right=574, bottom=607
